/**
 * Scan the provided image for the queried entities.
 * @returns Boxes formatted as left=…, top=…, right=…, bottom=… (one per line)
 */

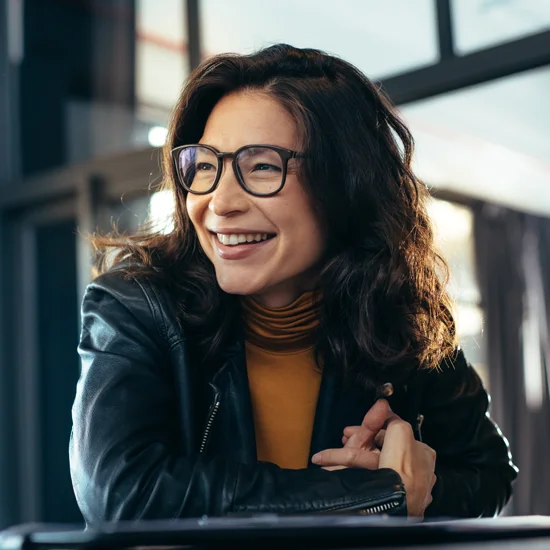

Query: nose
left=208, top=158, right=249, bottom=217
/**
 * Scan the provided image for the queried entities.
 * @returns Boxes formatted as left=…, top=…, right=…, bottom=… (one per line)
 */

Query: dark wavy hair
left=92, top=43, right=457, bottom=385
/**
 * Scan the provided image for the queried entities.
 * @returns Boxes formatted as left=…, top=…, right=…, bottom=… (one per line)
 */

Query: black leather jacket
left=70, top=270, right=517, bottom=524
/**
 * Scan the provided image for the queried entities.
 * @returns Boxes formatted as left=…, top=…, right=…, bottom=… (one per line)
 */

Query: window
left=427, top=198, right=489, bottom=387
left=136, top=0, right=189, bottom=125
left=200, top=0, right=438, bottom=79
left=451, top=0, right=550, bottom=55
left=400, top=67, right=550, bottom=218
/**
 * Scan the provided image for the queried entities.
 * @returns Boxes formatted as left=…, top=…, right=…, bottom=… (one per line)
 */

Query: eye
left=252, top=163, right=281, bottom=172
left=196, top=162, right=216, bottom=171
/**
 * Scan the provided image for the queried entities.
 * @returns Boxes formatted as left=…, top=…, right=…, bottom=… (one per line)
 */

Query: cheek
left=186, top=196, right=206, bottom=233
left=279, top=198, right=326, bottom=263
left=296, top=218, right=325, bottom=261
left=185, top=197, right=211, bottom=249
left=185, top=196, right=199, bottom=224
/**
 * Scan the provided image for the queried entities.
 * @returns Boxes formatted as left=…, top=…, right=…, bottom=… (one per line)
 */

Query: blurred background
left=0, top=0, right=549, bottom=528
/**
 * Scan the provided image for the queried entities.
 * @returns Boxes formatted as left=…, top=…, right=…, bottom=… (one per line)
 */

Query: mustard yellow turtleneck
left=241, top=291, right=322, bottom=469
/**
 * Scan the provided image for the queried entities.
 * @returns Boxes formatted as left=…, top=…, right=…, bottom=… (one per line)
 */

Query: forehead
left=200, top=91, right=299, bottom=151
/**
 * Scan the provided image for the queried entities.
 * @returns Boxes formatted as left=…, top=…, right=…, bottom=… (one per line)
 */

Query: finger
left=322, top=465, right=347, bottom=471
left=346, top=428, right=372, bottom=449
left=343, top=399, right=393, bottom=451
left=343, top=432, right=382, bottom=453
left=430, top=473, right=437, bottom=491
left=343, top=426, right=362, bottom=438
left=374, top=429, right=386, bottom=449
left=378, top=416, right=413, bottom=468
left=361, top=399, right=392, bottom=432
left=312, top=448, right=380, bottom=470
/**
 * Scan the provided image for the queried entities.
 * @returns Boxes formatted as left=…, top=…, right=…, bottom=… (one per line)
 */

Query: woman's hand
left=312, top=399, right=391, bottom=471
left=376, top=416, right=437, bottom=517
left=312, top=400, right=437, bottom=517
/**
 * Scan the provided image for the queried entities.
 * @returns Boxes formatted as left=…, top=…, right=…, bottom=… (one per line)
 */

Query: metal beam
left=382, top=30, right=550, bottom=105
left=0, top=0, right=21, bottom=187
left=0, top=147, right=162, bottom=209
left=0, top=0, right=21, bottom=528
left=186, top=0, right=201, bottom=71
left=436, top=0, right=454, bottom=60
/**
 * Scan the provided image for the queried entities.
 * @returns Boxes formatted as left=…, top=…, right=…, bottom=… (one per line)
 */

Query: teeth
left=217, top=233, right=272, bottom=246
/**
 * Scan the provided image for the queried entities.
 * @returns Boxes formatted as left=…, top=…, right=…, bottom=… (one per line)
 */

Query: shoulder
left=416, top=347, right=488, bottom=408
left=83, top=265, right=184, bottom=349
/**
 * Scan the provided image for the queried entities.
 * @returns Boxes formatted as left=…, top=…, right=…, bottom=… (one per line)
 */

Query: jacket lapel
left=206, top=326, right=258, bottom=464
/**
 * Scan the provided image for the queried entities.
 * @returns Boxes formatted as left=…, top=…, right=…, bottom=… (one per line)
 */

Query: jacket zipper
left=322, top=492, right=404, bottom=515
left=358, top=498, right=402, bottom=515
left=199, top=397, right=220, bottom=453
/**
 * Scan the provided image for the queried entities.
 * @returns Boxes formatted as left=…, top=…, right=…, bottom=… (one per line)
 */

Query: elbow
left=69, top=435, right=141, bottom=524
left=70, top=463, right=150, bottom=525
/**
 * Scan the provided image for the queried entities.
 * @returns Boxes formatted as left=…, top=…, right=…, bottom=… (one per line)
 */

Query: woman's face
left=186, top=91, right=326, bottom=308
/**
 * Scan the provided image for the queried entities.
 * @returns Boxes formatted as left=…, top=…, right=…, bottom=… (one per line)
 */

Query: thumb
left=362, top=399, right=392, bottom=431
left=346, top=399, right=392, bottom=450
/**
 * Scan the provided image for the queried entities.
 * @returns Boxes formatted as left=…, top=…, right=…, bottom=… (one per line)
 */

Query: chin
left=215, top=272, right=266, bottom=297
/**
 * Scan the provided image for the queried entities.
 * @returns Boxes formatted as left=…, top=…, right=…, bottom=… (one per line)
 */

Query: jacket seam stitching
left=134, top=278, right=169, bottom=344
left=229, top=467, right=239, bottom=512
left=169, top=338, right=186, bottom=351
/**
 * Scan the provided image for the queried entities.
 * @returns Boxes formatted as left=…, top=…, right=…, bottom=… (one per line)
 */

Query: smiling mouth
left=214, top=232, right=276, bottom=246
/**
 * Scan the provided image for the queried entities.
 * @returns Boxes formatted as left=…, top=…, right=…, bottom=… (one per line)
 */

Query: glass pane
left=451, top=0, right=550, bottom=55
left=136, top=0, right=189, bottom=124
left=427, top=198, right=489, bottom=387
left=65, top=1, right=188, bottom=166
left=427, top=199, right=480, bottom=304
left=149, top=190, right=176, bottom=234
left=200, top=0, right=438, bottom=79
left=400, top=67, right=550, bottom=217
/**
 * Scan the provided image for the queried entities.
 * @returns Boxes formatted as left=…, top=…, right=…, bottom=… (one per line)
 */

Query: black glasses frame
left=170, top=144, right=307, bottom=197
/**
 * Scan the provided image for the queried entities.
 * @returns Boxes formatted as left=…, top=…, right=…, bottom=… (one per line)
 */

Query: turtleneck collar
left=241, top=291, right=322, bottom=354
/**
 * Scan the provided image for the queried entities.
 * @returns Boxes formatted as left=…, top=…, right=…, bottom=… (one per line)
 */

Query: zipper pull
left=415, top=414, right=424, bottom=442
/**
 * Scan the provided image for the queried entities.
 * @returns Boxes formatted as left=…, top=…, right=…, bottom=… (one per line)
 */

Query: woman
left=70, top=44, right=517, bottom=523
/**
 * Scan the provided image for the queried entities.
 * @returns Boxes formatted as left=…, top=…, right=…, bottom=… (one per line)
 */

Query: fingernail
left=311, top=453, right=321, bottom=464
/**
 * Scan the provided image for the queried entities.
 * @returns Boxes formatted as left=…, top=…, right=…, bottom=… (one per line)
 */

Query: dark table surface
left=2, top=515, right=550, bottom=550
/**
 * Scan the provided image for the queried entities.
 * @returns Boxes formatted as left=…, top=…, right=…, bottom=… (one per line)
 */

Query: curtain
left=473, top=203, right=550, bottom=515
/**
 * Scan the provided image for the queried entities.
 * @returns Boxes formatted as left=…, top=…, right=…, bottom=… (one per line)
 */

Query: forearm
left=70, top=437, right=406, bottom=523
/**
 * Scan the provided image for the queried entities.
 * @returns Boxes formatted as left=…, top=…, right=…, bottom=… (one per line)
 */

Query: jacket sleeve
left=421, top=349, right=518, bottom=518
left=70, top=273, right=405, bottom=524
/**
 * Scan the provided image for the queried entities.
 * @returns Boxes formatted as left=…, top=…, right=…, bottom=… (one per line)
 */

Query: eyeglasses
left=171, top=144, right=306, bottom=197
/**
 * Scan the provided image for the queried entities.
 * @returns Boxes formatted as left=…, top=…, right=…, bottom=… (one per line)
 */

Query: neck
left=250, top=269, right=321, bottom=309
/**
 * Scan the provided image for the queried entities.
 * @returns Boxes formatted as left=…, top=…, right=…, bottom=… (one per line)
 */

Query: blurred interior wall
left=0, top=0, right=138, bottom=528
left=19, top=0, right=136, bottom=176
